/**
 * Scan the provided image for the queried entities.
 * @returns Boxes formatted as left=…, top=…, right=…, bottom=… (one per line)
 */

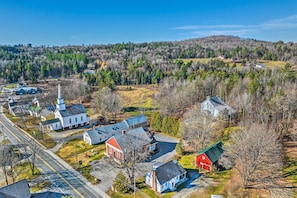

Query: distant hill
left=0, top=35, right=296, bottom=84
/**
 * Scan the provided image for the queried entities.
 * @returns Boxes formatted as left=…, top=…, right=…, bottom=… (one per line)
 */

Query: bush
left=175, top=139, right=185, bottom=155
left=161, top=115, right=180, bottom=137
left=150, top=112, right=163, bottom=132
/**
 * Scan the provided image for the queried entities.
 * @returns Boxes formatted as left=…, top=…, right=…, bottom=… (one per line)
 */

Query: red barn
left=195, top=142, right=224, bottom=171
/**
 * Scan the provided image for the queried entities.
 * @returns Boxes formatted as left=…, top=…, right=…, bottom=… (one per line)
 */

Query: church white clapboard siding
left=40, top=84, right=89, bottom=131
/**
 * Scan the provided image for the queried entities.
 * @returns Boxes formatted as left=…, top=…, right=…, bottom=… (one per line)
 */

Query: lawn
left=204, top=169, right=233, bottom=196
left=3, top=109, right=57, bottom=149
left=4, top=84, right=18, bottom=89
left=55, top=138, right=106, bottom=184
left=30, top=181, right=51, bottom=193
left=177, top=153, right=197, bottom=170
left=108, top=176, right=177, bottom=198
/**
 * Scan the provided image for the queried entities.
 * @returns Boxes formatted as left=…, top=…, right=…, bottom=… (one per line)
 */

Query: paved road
left=0, top=107, right=109, bottom=198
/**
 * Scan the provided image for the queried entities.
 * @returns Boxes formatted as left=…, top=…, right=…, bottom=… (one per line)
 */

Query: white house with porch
left=146, top=160, right=187, bottom=193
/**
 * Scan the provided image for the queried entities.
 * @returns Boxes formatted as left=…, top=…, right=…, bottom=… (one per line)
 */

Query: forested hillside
left=0, top=35, right=297, bottom=86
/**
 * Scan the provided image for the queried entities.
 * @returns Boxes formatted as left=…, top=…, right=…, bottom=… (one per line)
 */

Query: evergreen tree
left=113, top=171, right=130, bottom=193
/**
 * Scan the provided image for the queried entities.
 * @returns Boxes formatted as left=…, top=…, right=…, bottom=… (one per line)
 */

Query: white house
left=146, top=160, right=187, bottom=193
left=256, top=63, right=265, bottom=68
left=40, top=118, right=62, bottom=131
left=83, top=114, right=148, bottom=145
left=201, top=96, right=236, bottom=117
left=40, top=84, right=89, bottom=131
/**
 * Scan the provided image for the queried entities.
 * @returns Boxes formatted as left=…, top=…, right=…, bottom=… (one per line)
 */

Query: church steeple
left=56, top=84, right=66, bottom=111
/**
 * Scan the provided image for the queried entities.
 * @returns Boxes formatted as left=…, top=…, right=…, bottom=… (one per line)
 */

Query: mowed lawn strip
left=55, top=138, right=106, bottom=183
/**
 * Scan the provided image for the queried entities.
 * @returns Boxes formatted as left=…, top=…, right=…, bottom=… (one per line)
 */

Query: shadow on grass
left=123, top=106, right=157, bottom=113
left=32, top=191, right=71, bottom=198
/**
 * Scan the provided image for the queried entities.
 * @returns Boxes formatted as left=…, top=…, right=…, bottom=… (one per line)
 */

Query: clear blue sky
left=0, top=0, right=297, bottom=46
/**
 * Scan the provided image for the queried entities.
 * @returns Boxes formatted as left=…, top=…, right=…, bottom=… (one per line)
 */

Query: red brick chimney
left=152, top=167, right=157, bottom=192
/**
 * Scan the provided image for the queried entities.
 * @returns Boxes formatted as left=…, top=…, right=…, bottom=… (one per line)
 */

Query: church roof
left=58, top=104, right=86, bottom=117
left=40, top=118, right=60, bottom=126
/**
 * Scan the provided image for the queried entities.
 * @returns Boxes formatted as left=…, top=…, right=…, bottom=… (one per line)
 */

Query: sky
left=0, top=0, right=297, bottom=46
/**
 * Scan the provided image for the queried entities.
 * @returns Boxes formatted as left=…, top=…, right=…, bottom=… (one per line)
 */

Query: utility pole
left=75, top=145, right=78, bottom=169
left=133, top=148, right=136, bottom=198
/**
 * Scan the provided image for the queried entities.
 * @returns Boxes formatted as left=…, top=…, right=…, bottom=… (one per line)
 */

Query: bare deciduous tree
left=98, top=87, right=122, bottom=120
left=122, top=132, right=151, bottom=197
left=227, top=124, right=283, bottom=189
left=181, top=105, right=214, bottom=151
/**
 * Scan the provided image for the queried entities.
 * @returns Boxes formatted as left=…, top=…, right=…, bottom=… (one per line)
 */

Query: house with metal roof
left=123, top=114, right=148, bottom=129
left=105, top=127, right=157, bottom=164
left=145, top=160, right=187, bottom=193
left=83, top=114, right=148, bottom=145
left=195, top=142, right=224, bottom=171
left=201, top=96, right=236, bottom=117
left=83, top=121, right=128, bottom=145
left=0, top=179, right=31, bottom=198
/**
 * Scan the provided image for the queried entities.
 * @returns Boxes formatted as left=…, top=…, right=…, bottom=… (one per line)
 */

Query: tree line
left=0, top=35, right=297, bottom=86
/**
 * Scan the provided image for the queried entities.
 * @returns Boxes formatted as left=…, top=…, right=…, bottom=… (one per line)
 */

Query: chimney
left=152, top=167, right=157, bottom=192
left=122, top=130, right=126, bottom=135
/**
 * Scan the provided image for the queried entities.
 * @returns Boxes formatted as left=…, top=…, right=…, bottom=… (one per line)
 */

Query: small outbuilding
left=195, top=142, right=224, bottom=171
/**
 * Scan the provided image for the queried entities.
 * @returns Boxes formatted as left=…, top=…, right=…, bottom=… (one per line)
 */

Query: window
left=75, top=117, right=78, bottom=123
left=81, top=116, right=83, bottom=121
left=69, top=118, right=71, bottom=124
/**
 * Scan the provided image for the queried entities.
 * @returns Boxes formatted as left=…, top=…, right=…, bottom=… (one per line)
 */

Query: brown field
left=115, top=85, right=159, bottom=119
left=179, top=58, right=291, bottom=69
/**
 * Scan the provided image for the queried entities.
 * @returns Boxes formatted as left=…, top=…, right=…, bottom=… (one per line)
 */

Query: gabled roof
left=154, top=160, right=186, bottom=185
left=123, top=114, right=147, bottom=128
left=41, top=118, right=60, bottom=126
left=40, top=108, right=55, bottom=118
left=85, top=120, right=128, bottom=139
left=207, top=96, right=225, bottom=107
left=106, top=136, right=121, bottom=150
left=108, top=127, right=151, bottom=152
left=58, top=104, right=86, bottom=117
left=197, top=142, right=224, bottom=163
left=0, top=179, right=30, bottom=198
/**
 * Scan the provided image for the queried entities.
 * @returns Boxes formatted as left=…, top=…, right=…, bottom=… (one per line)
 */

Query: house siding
left=201, top=100, right=215, bottom=116
left=106, top=141, right=124, bottom=162
left=146, top=161, right=187, bottom=193
left=196, top=153, right=212, bottom=171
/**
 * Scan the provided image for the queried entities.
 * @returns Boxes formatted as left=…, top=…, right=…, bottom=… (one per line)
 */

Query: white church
left=40, top=84, right=89, bottom=131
